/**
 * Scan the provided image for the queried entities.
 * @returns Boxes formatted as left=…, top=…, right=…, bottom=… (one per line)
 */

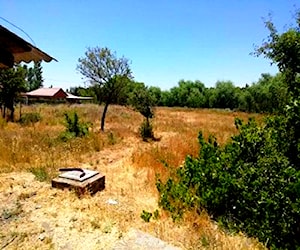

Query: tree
left=255, top=15, right=300, bottom=98
left=77, top=47, right=132, bottom=131
left=0, top=65, right=26, bottom=121
left=23, top=61, right=44, bottom=91
left=127, top=82, right=155, bottom=140
left=211, top=81, right=238, bottom=109
left=148, top=86, right=162, bottom=106
left=168, top=80, right=206, bottom=107
left=246, top=73, right=288, bottom=113
left=128, top=82, right=154, bottom=120
left=255, top=13, right=300, bottom=166
left=237, top=87, right=255, bottom=112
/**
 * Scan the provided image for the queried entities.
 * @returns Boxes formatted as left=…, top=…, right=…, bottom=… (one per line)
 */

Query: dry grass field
left=0, top=104, right=266, bottom=249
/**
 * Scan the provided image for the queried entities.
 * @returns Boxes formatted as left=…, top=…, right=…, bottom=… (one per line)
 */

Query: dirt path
left=0, top=135, right=182, bottom=250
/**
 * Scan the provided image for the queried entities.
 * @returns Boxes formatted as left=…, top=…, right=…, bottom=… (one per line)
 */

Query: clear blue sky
left=1, top=0, right=299, bottom=90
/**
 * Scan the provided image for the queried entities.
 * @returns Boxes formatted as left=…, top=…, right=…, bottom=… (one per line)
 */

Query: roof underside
left=0, top=25, right=57, bottom=68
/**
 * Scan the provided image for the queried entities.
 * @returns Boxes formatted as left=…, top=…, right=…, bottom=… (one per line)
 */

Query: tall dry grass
left=0, top=104, right=265, bottom=249
left=132, top=107, right=262, bottom=183
left=0, top=104, right=141, bottom=176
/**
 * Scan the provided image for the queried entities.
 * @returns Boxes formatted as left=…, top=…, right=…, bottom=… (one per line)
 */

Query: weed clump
left=29, top=166, right=49, bottom=182
left=140, top=209, right=160, bottom=222
left=140, top=210, right=152, bottom=222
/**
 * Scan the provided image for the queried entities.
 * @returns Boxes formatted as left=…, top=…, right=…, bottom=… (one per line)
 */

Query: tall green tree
left=255, top=13, right=300, bottom=166
left=23, top=61, right=44, bottom=91
left=0, top=65, right=26, bottom=121
left=77, top=47, right=132, bottom=131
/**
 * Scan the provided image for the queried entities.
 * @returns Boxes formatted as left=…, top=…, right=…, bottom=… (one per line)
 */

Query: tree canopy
left=77, top=47, right=132, bottom=131
left=23, top=61, right=44, bottom=91
left=255, top=16, right=300, bottom=97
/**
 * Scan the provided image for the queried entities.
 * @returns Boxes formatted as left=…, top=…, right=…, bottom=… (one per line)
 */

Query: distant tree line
left=70, top=72, right=289, bottom=114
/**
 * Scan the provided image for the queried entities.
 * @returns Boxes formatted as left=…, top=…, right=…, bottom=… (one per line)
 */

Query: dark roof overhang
left=0, top=25, right=57, bottom=68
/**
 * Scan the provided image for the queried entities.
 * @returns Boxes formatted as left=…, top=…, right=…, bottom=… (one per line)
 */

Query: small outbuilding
left=66, top=92, right=94, bottom=103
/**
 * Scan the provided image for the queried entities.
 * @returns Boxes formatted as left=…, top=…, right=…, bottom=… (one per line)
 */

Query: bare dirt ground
left=0, top=134, right=185, bottom=250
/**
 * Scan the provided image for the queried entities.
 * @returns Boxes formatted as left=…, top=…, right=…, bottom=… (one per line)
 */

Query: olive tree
left=77, top=47, right=132, bottom=131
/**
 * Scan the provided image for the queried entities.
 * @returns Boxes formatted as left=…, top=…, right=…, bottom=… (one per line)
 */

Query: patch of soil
left=0, top=134, right=182, bottom=249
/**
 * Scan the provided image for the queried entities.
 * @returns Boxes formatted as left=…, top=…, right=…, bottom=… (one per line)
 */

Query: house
left=25, top=88, right=67, bottom=99
left=23, top=87, right=93, bottom=103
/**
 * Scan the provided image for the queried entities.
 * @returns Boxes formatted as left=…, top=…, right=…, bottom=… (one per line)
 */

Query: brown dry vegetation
left=0, top=104, right=266, bottom=249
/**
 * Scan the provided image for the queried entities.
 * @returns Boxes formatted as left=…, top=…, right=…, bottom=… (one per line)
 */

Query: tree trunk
left=101, top=101, right=110, bottom=131
left=10, top=106, right=14, bottom=122
left=3, top=106, right=6, bottom=119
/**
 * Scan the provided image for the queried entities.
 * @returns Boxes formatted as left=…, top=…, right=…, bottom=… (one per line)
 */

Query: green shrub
left=156, top=117, right=300, bottom=249
left=59, top=131, right=76, bottom=142
left=60, top=111, right=89, bottom=141
left=139, top=119, right=154, bottom=141
left=19, top=112, right=41, bottom=125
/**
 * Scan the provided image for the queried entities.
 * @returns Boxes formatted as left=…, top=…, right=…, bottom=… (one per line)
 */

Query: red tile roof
left=25, top=88, right=67, bottom=98
left=24, top=88, right=93, bottom=100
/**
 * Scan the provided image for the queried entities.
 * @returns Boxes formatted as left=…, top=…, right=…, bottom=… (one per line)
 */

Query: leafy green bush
left=156, top=116, right=300, bottom=249
left=19, top=112, right=41, bottom=125
left=139, top=119, right=154, bottom=141
left=60, top=111, right=89, bottom=141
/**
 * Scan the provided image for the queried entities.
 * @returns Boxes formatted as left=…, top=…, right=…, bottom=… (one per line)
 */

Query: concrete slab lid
left=59, top=169, right=99, bottom=182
